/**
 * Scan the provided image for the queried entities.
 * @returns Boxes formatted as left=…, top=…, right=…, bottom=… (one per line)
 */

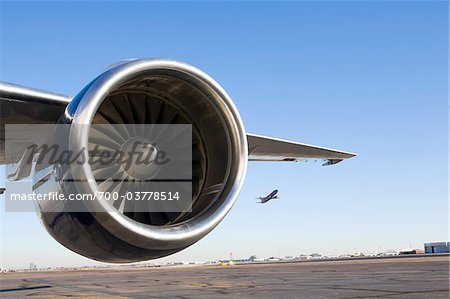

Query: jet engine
left=35, top=60, right=248, bottom=262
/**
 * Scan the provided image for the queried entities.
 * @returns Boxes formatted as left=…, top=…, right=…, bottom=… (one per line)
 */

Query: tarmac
left=1, top=255, right=448, bottom=298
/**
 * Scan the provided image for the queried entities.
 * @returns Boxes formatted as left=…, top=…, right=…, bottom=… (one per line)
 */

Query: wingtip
left=322, top=152, right=357, bottom=166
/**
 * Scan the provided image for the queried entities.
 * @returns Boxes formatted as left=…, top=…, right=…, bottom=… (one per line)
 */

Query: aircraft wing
left=0, top=82, right=70, bottom=164
left=247, top=133, right=356, bottom=165
left=0, top=82, right=356, bottom=167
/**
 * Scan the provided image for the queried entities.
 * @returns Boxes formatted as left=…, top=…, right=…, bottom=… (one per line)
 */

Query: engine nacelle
left=34, top=59, right=248, bottom=262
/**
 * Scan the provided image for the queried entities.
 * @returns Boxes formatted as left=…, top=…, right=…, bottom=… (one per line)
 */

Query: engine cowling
left=34, top=59, right=248, bottom=262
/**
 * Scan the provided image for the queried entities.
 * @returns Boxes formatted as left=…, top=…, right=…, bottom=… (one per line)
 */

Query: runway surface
left=1, top=256, right=448, bottom=298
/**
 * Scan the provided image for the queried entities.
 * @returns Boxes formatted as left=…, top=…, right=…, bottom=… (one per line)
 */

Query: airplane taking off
left=257, top=190, right=279, bottom=204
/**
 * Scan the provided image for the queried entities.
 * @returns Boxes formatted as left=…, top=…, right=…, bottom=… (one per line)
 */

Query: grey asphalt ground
left=1, top=255, right=448, bottom=298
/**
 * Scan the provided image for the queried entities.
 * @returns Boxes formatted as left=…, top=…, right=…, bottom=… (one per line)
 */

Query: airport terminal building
left=424, top=242, right=449, bottom=254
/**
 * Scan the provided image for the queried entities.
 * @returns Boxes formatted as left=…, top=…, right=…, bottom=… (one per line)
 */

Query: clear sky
left=0, top=1, right=448, bottom=269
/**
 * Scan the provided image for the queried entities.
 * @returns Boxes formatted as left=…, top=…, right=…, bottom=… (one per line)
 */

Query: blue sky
left=1, top=1, right=448, bottom=269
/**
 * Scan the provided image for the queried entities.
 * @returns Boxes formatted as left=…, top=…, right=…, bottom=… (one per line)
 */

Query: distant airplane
left=257, top=189, right=279, bottom=204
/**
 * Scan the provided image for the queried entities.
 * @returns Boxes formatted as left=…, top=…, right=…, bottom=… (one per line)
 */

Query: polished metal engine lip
left=69, top=59, right=248, bottom=250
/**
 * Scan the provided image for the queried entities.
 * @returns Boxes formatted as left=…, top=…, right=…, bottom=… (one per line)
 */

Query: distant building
left=267, top=257, right=280, bottom=261
left=248, top=255, right=257, bottom=261
left=284, top=256, right=294, bottom=260
left=424, top=242, right=450, bottom=254
left=310, top=253, right=322, bottom=259
left=398, top=248, right=424, bottom=255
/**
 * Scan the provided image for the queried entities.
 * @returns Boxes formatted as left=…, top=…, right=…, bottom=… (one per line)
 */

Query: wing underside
left=247, top=133, right=356, bottom=165
left=0, top=82, right=70, bottom=164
